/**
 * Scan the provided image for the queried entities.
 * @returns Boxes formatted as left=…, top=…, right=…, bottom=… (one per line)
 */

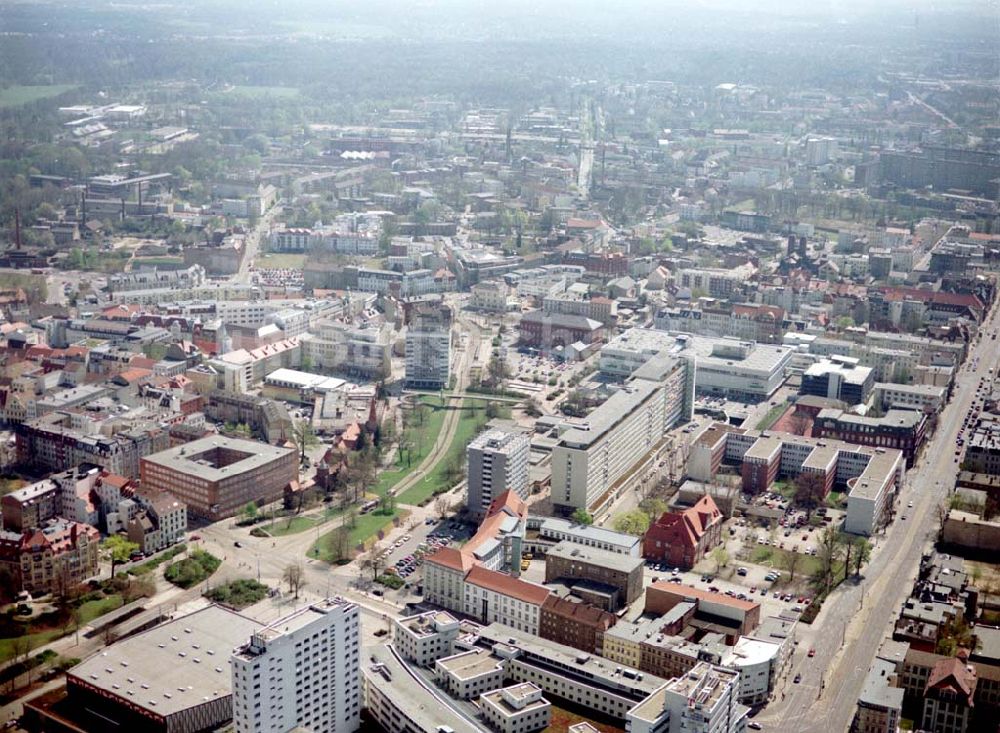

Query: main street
left=760, top=303, right=1000, bottom=732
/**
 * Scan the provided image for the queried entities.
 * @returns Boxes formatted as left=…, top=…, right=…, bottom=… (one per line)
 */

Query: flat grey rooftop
left=142, top=435, right=294, bottom=481
left=68, top=605, right=261, bottom=718
left=547, top=541, right=644, bottom=574
left=364, top=644, right=483, bottom=733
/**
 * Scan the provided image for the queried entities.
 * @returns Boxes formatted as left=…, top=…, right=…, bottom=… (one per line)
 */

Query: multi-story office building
left=813, top=408, right=927, bottom=463
left=472, top=623, right=669, bottom=723
left=687, top=422, right=905, bottom=536
left=210, top=338, right=302, bottom=393
left=467, top=429, right=530, bottom=519
left=878, top=145, right=1000, bottom=197
left=471, top=280, right=512, bottom=313
left=405, top=301, right=452, bottom=389
left=542, top=293, right=617, bottom=326
left=600, top=330, right=789, bottom=403
left=300, top=321, right=391, bottom=380
left=463, top=565, right=549, bottom=635
left=675, top=264, right=756, bottom=298
left=538, top=596, right=617, bottom=655
left=140, top=436, right=297, bottom=520
left=107, top=264, right=206, bottom=293
left=517, top=311, right=604, bottom=350
left=627, top=662, right=747, bottom=733
left=231, top=599, right=361, bottom=733
left=424, top=491, right=528, bottom=610
left=534, top=518, right=641, bottom=556
left=654, top=302, right=785, bottom=345
left=544, top=541, right=644, bottom=610
left=872, top=382, right=945, bottom=413
left=800, top=357, right=874, bottom=405
left=721, top=637, right=785, bottom=707
left=551, top=354, right=694, bottom=515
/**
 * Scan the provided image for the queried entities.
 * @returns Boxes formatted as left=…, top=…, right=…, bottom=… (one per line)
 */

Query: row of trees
left=808, top=526, right=872, bottom=593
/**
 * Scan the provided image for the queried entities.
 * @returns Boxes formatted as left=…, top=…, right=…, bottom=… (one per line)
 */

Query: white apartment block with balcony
left=230, top=599, right=361, bottom=733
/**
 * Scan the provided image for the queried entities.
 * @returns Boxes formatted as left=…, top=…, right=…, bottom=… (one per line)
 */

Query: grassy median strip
left=372, top=396, right=448, bottom=497
left=396, top=401, right=492, bottom=506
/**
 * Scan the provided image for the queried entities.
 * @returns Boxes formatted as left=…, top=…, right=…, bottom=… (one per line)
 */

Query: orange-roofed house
left=463, top=565, right=550, bottom=635
left=642, top=495, right=723, bottom=570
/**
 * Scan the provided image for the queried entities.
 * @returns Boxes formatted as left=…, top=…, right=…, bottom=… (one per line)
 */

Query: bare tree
left=282, top=564, right=307, bottom=599
left=794, top=472, right=827, bottom=519
left=359, top=541, right=386, bottom=581
left=812, top=527, right=843, bottom=593
left=786, top=412, right=811, bottom=436
left=9, top=637, right=32, bottom=692
left=434, top=496, right=449, bottom=519
left=325, top=527, right=351, bottom=564
left=934, top=500, right=951, bottom=538
left=852, top=538, right=872, bottom=577
left=782, top=550, right=804, bottom=582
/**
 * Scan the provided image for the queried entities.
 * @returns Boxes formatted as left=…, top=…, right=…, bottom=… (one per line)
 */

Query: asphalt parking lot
left=376, top=518, right=475, bottom=595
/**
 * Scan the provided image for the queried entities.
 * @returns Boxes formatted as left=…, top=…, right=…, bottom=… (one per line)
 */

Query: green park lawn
left=310, top=509, right=410, bottom=562
left=257, top=253, right=308, bottom=269
left=75, top=595, right=125, bottom=625
left=0, top=85, right=78, bottom=109
left=0, top=593, right=123, bottom=664
left=756, top=403, right=789, bottom=430
left=263, top=506, right=348, bottom=537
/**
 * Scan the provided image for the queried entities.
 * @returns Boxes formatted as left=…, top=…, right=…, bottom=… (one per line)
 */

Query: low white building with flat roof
left=435, top=648, right=505, bottom=700
left=480, top=682, right=551, bottom=733
left=601, top=329, right=791, bottom=402
left=721, top=636, right=784, bottom=706
left=873, top=382, right=945, bottom=413
left=363, top=644, right=483, bottom=733
left=536, top=518, right=641, bottom=556
left=628, top=662, right=748, bottom=733
left=393, top=610, right=461, bottom=667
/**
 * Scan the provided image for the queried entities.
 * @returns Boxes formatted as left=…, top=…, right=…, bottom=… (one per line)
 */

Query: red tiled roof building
left=642, top=495, right=723, bottom=569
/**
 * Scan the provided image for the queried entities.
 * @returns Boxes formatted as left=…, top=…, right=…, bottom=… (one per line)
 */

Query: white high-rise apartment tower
left=231, top=599, right=361, bottom=733
left=467, top=428, right=530, bottom=519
